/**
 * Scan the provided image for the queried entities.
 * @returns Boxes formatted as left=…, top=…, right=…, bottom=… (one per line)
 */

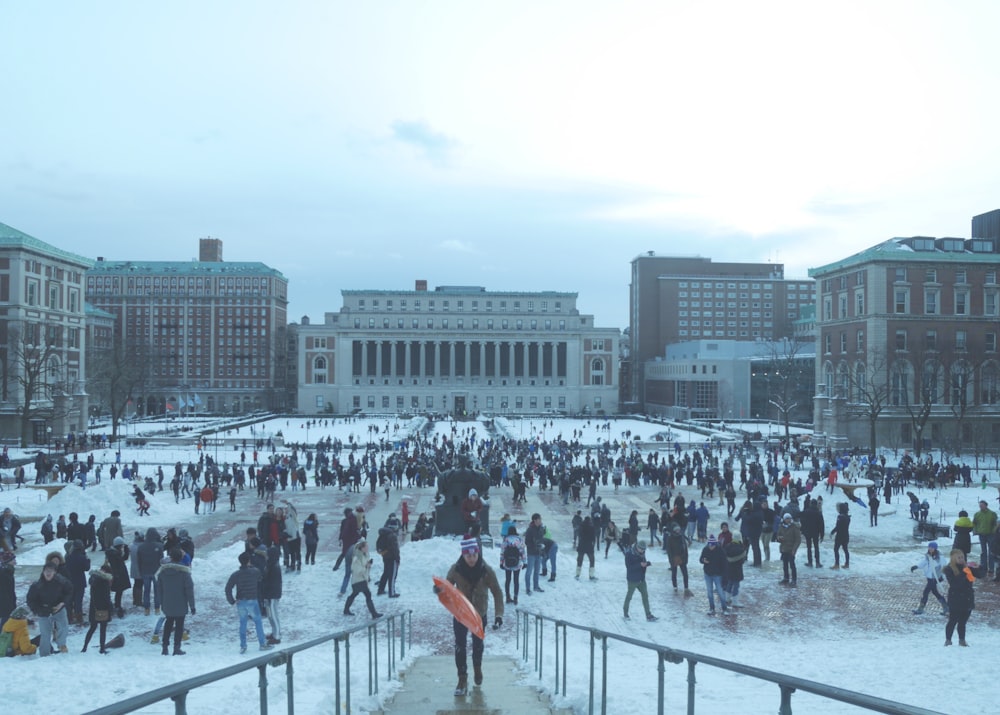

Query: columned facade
left=297, top=285, right=619, bottom=416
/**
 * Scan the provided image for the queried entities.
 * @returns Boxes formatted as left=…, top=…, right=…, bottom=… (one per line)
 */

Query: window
left=925, top=268, right=937, bottom=283
left=894, top=268, right=907, bottom=282
left=924, top=289, right=938, bottom=315
left=840, top=333, right=847, bottom=353
left=855, top=363, right=866, bottom=402
left=857, top=330, right=865, bottom=352
left=591, top=358, right=605, bottom=386
left=894, top=289, right=908, bottom=314
left=985, top=289, right=998, bottom=316
left=895, top=330, right=908, bottom=351
left=987, top=333, right=997, bottom=352
left=891, top=363, right=911, bottom=406
left=824, top=334, right=832, bottom=354
left=855, top=291, right=864, bottom=315
left=925, top=330, right=937, bottom=350
left=955, top=290, right=969, bottom=315
left=955, top=269, right=968, bottom=284
left=956, top=330, right=967, bottom=351
left=987, top=270, right=997, bottom=285
left=838, top=295, right=848, bottom=318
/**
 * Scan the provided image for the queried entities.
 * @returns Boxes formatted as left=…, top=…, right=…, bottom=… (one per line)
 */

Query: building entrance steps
left=375, top=655, right=572, bottom=715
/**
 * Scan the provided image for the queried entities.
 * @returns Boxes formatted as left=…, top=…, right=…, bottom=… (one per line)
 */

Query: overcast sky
left=3, top=1, right=1000, bottom=328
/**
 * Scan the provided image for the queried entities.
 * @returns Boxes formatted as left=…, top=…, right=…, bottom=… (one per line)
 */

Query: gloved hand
left=433, top=585, right=442, bottom=595
left=190, top=608, right=196, bottom=616
left=493, top=616, right=503, bottom=630
left=910, top=566, right=918, bottom=572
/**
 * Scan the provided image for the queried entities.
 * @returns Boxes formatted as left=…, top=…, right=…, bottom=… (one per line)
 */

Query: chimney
left=200, top=237, right=223, bottom=262
left=415, top=280, right=428, bottom=292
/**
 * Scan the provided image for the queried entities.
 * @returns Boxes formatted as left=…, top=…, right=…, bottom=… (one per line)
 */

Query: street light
left=46, top=426, right=52, bottom=455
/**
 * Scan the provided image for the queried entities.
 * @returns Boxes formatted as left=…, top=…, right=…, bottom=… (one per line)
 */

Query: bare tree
left=845, top=346, right=892, bottom=452
left=87, top=333, right=152, bottom=442
left=761, top=337, right=813, bottom=444
left=5, top=322, right=72, bottom=447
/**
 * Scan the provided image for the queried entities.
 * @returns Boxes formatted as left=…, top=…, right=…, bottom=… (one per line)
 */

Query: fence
left=84, top=611, right=412, bottom=715
left=515, top=609, right=944, bottom=715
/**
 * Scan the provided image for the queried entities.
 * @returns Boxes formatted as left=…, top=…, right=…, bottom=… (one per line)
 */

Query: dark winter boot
left=454, top=675, right=468, bottom=696
left=474, top=666, right=484, bottom=685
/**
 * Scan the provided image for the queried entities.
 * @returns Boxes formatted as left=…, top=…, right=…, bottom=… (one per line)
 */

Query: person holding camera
left=343, top=540, right=381, bottom=619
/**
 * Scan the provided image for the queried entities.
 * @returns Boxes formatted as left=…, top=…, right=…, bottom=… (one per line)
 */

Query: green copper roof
left=0, top=221, right=94, bottom=268
left=89, top=259, right=286, bottom=280
left=809, top=237, right=1000, bottom=277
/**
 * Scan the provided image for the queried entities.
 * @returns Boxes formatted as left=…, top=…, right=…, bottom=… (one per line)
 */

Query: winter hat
left=707, top=535, right=718, bottom=545
left=468, top=489, right=478, bottom=498
left=928, top=541, right=939, bottom=550
left=460, top=538, right=480, bottom=555
left=113, top=536, right=126, bottom=547
left=635, top=540, right=647, bottom=553
left=9, top=606, right=29, bottom=620
left=178, top=529, right=189, bottom=539
left=782, top=513, right=793, bottom=522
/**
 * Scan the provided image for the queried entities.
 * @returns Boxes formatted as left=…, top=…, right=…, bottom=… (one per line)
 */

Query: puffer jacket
left=156, top=561, right=195, bottom=617
left=137, top=528, right=164, bottom=577
left=26, top=569, right=73, bottom=616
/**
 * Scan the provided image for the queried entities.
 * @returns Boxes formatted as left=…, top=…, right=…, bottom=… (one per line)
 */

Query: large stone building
left=0, top=222, right=92, bottom=445
left=627, top=253, right=813, bottom=409
left=810, top=222, right=1000, bottom=452
left=296, top=283, right=619, bottom=416
left=85, top=238, right=290, bottom=416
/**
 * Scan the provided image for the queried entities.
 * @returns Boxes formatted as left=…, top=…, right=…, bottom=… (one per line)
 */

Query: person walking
left=776, top=512, right=802, bottom=587
left=156, top=547, right=195, bottom=656
left=303, top=513, right=319, bottom=566
left=500, top=526, right=526, bottom=604
left=26, top=560, right=73, bottom=656
left=622, top=540, right=657, bottom=622
left=722, top=532, right=747, bottom=609
left=225, top=551, right=274, bottom=654
left=943, top=549, right=975, bottom=646
left=699, top=534, right=728, bottom=615
left=575, top=516, right=597, bottom=581
left=81, top=563, right=114, bottom=653
left=911, top=541, right=949, bottom=616
left=665, top=524, right=693, bottom=596
left=440, top=538, right=504, bottom=696
left=830, top=502, right=851, bottom=569
left=137, top=527, right=164, bottom=615
left=524, top=513, right=545, bottom=595
left=799, top=499, right=823, bottom=568
left=343, top=540, right=381, bottom=619
left=333, top=508, right=359, bottom=571
left=261, top=545, right=283, bottom=644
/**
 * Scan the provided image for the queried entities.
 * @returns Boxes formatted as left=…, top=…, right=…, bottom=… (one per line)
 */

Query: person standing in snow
left=911, top=541, right=948, bottom=615
left=776, top=512, right=801, bottom=587
left=943, top=549, right=975, bottom=647
left=622, top=540, right=657, bottom=622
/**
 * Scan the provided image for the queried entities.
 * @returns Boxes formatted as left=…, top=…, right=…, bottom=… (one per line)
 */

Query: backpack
left=503, top=542, right=521, bottom=569
left=0, top=630, right=13, bottom=657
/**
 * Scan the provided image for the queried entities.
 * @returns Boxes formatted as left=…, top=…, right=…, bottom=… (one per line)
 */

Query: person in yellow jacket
left=2, top=606, right=37, bottom=656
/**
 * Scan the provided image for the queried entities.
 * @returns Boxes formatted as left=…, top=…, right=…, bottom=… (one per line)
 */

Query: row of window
left=354, top=298, right=563, bottom=312
left=680, top=320, right=774, bottom=328
left=824, top=329, right=997, bottom=354
left=678, top=329, right=769, bottom=338
left=342, top=394, right=582, bottom=411
left=353, top=317, right=571, bottom=330
left=823, top=359, right=1000, bottom=406
left=823, top=268, right=999, bottom=294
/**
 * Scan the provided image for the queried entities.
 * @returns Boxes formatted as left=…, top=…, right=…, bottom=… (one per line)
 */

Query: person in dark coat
left=66, top=512, right=86, bottom=544
left=700, top=534, right=728, bottom=615
left=26, top=560, right=73, bottom=656
left=665, top=524, right=692, bottom=596
left=82, top=564, right=114, bottom=653
left=830, top=502, right=851, bottom=569
left=105, top=536, right=131, bottom=617
left=65, top=540, right=91, bottom=625
left=137, top=527, right=164, bottom=614
left=575, top=516, right=597, bottom=581
left=735, top=500, right=764, bottom=567
left=375, top=526, right=400, bottom=598
left=156, top=547, right=195, bottom=655
left=333, top=508, right=359, bottom=571
left=952, top=511, right=974, bottom=557
left=303, top=513, right=319, bottom=566
left=799, top=499, right=824, bottom=568
left=943, top=548, right=975, bottom=646
left=722, top=532, right=747, bottom=608
left=261, top=545, right=283, bottom=644
left=0, top=549, right=16, bottom=627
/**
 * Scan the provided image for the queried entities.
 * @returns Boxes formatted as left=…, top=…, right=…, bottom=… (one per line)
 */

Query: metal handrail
left=84, top=611, right=412, bottom=715
left=515, top=609, right=945, bottom=715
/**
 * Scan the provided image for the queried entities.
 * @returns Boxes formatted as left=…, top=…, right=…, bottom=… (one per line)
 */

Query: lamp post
left=46, top=426, right=52, bottom=455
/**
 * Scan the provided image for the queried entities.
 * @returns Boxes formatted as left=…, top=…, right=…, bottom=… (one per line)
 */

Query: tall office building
left=86, top=239, right=289, bottom=415
left=628, top=254, right=813, bottom=408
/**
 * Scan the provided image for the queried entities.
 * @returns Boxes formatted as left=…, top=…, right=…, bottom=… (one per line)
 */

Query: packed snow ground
left=1, top=415, right=998, bottom=714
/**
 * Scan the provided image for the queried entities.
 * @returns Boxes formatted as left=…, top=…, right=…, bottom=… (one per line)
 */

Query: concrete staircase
left=374, top=655, right=573, bottom=714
